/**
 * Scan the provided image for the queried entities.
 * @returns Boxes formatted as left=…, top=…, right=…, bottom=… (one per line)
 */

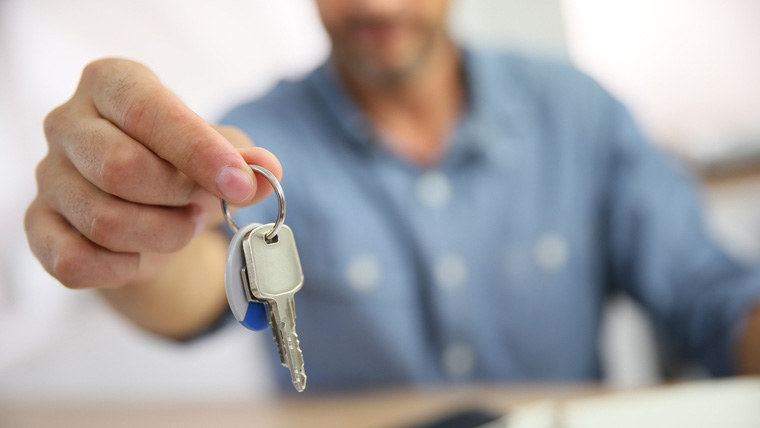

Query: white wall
left=450, top=0, right=568, bottom=55
left=564, top=0, right=760, bottom=151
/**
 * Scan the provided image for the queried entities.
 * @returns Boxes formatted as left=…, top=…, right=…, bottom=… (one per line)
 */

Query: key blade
left=266, top=304, right=288, bottom=366
left=270, top=296, right=307, bottom=392
left=241, top=223, right=306, bottom=392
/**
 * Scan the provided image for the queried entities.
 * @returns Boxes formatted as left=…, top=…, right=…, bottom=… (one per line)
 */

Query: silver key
left=222, top=164, right=307, bottom=392
left=242, top=223, right=307, bottom=392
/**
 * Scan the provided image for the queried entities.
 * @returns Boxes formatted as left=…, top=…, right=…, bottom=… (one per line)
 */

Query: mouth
left=349, top=20, right=408, bottom=51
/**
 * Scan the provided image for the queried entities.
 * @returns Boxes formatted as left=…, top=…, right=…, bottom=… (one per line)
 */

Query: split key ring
left=221, top=164, right=285, bottom=242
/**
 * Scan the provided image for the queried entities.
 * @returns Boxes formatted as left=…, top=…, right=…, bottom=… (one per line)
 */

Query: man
left=25, top=0, right=760, bottom=391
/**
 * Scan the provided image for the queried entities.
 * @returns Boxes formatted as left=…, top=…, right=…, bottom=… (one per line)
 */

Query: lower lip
left=353, top=24, right=402, bottom=49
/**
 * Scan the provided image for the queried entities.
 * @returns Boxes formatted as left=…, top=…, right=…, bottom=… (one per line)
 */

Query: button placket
left=415, top=171, right=452, bottom=209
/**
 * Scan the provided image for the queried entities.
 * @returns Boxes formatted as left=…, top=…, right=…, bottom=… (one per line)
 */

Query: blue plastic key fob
left=224, top=222, right=269, bottom=331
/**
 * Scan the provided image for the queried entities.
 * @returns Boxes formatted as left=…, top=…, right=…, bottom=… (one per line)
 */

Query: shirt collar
left=307, top=58, right=374, bottom=148
left=306, top=47, right=530, bottom=162
left=454, top=48, right=537, bottom=164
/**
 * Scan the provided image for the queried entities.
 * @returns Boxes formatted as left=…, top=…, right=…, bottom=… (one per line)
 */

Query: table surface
left=4, top=379, right=760, bottom=428
left=0, top=383, right=598, bottom=428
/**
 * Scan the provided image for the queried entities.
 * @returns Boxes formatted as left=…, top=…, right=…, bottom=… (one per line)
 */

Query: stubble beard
left=334, top=27, right=447, bottom=89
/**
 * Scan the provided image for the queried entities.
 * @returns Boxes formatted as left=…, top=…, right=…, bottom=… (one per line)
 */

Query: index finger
left=80, top=58, right=255, bottom=204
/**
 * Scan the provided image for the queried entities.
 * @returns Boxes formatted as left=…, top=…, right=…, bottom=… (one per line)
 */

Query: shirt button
left=433, top=253, right=468, bottom=290
left=415, top=171, right=452, bottom=209
left=534, top=234, right=568, bottom=272
left=441, top=343, right=476, bottom=379
left=344, top=254, right=381, bottom=292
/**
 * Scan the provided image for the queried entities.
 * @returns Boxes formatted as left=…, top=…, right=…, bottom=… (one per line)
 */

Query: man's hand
left=24, top=58, right=281, bottom=337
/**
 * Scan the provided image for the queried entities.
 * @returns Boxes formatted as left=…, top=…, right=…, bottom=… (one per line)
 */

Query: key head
left=243, top=223, right=304, bottom=300
left=224, top=222, right=269, bottom=331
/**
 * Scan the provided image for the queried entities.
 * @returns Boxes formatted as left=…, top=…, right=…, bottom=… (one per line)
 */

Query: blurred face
left=315, top=0, right=451, bottom=85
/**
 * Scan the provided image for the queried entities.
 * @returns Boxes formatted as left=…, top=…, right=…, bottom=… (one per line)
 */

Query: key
left=242, top=223, right=307, bottom=392
left=221, top=164, right=306, bottom=392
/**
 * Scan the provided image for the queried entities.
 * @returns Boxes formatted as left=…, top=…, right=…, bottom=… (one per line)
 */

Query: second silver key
left=242, top=223, right=307, bottom=392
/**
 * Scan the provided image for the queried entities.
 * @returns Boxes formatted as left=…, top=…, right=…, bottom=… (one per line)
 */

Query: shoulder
left=469, top=48, right=617, bottom=114
left=472, top=48, right=628, bottom=142
left=487, top=49, right=598, bottom=87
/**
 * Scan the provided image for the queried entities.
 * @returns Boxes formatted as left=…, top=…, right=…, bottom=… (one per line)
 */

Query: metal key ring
left=221, top=164, right=285, bottom=242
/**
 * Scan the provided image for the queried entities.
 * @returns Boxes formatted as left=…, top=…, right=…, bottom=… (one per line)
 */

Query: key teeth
left=274, top=341, right=287, bottom=367
left=289, top=330, right=301, bottom=350
left=267, top=317, right=289, bottom=366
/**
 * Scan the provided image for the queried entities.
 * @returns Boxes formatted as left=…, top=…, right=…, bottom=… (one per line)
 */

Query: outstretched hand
left=25, top=58, right=281, bottom=290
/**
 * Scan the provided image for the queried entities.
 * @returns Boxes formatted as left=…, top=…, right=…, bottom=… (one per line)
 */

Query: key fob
left=224, top=222, right=269, bottom=331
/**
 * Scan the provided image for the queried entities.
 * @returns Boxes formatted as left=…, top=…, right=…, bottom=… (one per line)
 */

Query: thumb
left=237, top=147, right=284, bottom=207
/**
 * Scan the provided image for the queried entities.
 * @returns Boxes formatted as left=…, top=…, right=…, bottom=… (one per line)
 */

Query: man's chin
left=341, top=51, right=429, bottom=86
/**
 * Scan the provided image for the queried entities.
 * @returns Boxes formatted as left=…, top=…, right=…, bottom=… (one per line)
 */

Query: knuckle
left=112, top=82, right=142, bottom=124
left=82, top=58, right=113, bottom=82
left=64, top=120, right=102, bottom=169
left=87, top=202, right=123, bottom=248
left=89, top=59, right=157, bottom=135
left=69, top=118, right=102, bottom=148
left=34, top=157, right=50, bottom=190
left=34, top=155, right=67, bottom=200
left=98, top=145, right=139, bottom=195
left=24, top=200, right=52, bottom=264
left=119, top=91, right=157, bottom=142
left=43, top=105, right=69, bottom=142
left=53, top=240, right=90, bottom=288
left=54, top=236, right=138, bottom=289
left=83, top=58, right=146, bottom=86
left=23, top=200, right=37, bottom=236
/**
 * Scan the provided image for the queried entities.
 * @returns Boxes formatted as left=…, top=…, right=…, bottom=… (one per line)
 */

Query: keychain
left=221, top=165, right=307, bottom=391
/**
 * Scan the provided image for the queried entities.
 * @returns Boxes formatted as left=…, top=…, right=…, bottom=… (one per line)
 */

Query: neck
left=337, top=38, right=464, bottom=166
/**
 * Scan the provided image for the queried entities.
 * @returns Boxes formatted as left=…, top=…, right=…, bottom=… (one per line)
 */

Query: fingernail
left=192, top=206, right=208, bottom=237
left=215, top=166, right=254, bottom=203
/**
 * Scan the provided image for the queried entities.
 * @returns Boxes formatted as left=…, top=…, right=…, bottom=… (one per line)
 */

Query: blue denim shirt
left=222, top=48, right=760, bottom=392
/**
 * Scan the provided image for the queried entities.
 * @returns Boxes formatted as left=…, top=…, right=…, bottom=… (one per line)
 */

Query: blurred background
left=1, top=0, right=759, bottom=402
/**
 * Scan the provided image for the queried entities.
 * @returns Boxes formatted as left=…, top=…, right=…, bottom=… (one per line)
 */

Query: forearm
left=99, top=229, right=229, bottom=340
left=738, top=303, right=760, bottom=374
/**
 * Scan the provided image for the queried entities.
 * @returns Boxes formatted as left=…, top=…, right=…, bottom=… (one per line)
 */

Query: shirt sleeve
left=602, top=97, right=760, bottom=376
